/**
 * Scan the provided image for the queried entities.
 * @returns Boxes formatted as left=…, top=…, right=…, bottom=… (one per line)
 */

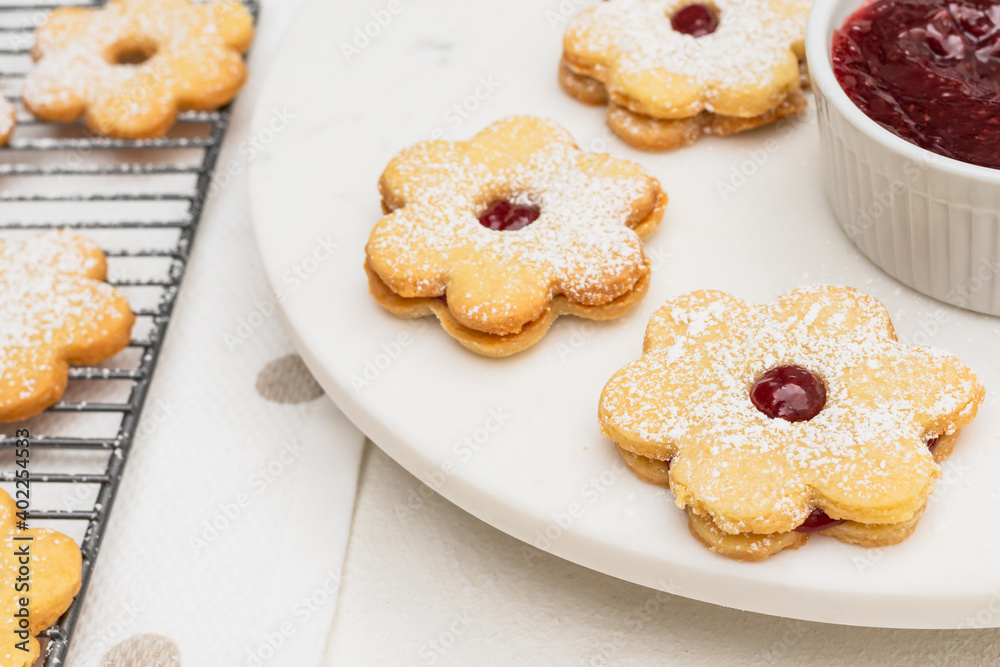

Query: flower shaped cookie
left=0, top=231, right=134, bottom=422
left=0, top=488, right=82, bottom=667
left=561, top=0, right=811, bottom=150
left=600, top=286, right=984, bottom=560
left=366, top=116, right=667, bottom=357
left=0, top=97, right=14, bottom=147
left=22, top=0, right=254, bottom=139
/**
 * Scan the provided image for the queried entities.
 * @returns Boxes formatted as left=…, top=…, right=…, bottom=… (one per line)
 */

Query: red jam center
left=671, top=3, right=720, bottom=37
left=478, top=200, right=541, bottom=232
left=795, top=509, right=846, bottom=534
left=927, top=436, right=940, bottom=452
left=751, top=365, right=827, bottom=423
left=833, top=0, right=1000, bottom=170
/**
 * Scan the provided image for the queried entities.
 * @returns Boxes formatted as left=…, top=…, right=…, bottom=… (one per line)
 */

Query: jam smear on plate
left=832, top=0, right=1000, bottom=170
left=478, top=200, right=541, bottom=232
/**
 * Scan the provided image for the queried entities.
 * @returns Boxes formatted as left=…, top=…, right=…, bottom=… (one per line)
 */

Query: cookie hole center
left=750, top=365, right=827, bottom=423
left=477, top=198, right=541, bottom=232
left=109, top=40, right=159, bottom=66
left=670, top=3, right=720, bottom=37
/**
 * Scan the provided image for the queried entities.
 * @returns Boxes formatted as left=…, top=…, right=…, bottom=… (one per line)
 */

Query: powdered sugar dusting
left=22, top=0, right=252, bottom=134
left=565, top=0, right=810, bottom=116
left=368, top=117, right=662, bottom=332
left=0, top=98, right=14, bottom=145
left=0, top=231, right=130, bottom=411
left=601, top=286, right=985, bottom=533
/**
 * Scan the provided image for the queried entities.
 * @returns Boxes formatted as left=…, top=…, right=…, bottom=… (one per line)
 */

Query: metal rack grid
left=0, top=1, right=258, bottom=663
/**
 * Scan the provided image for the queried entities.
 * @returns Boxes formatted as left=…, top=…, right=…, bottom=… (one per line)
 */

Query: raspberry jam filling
left=833, top=0, right=1000, bottom=170
left=750, top=365, right=827, bottom=423
left=795, top=509, right=845, bottom=534
left=671, top=4, right=720, bottom=37
left=478, top=200, right=541, bottom=232
left=927, top=436, right=940, bottom=453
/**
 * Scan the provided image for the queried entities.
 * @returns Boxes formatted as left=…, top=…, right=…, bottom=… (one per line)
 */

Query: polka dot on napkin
left=256, top=354, right=324, bottom=404
left=101, top=634, right=180, bottom=666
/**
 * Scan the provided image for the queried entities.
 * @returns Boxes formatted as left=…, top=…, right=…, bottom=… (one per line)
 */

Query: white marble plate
left=248, top=0, right=1000, bottom=628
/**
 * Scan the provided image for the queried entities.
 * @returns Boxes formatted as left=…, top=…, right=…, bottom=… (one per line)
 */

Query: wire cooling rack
left=0, top=1, right=257, bottom=663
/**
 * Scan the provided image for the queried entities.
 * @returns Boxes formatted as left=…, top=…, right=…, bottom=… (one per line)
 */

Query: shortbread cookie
left=561, top=0, right=811, bottom=150
left=0, top=97, right=14, bottom=147
left=0, top=231, right=135, bottom=422
left=603, top=92, right=807, bottom=151
left=600, top=286, right=984, bottom=560
left=366, top=116, right=667, bottom=357
left=0, top=488, right=82, bottom=667
left=23, top=0, right=254, bottom=139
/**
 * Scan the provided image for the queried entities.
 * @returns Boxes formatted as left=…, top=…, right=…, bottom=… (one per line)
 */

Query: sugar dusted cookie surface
left=366, top=116, right=667, bottom=357
left=22, top=0, right=254, bottom=139
left=0, top=231, right=135, bottom=422
left=0, top=489, right=82, bottom=666
left=0, top=97, right=14, bottom=147
left=561, top=0, right=811, bottom=150
left=600, top=286, right=985, bottom=560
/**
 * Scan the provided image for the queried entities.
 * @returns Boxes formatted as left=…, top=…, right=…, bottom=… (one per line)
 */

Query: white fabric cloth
left=61, top=1, right=366, bottom=664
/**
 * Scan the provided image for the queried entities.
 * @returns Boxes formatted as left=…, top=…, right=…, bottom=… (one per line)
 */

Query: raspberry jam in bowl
left=833, top=0, right=1000, bottom=170
left=808, top=0, right=1000, bottom=316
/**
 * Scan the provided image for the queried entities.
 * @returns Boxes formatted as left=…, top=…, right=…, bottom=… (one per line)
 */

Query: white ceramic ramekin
left=807, top=0, right=1000, bottom=316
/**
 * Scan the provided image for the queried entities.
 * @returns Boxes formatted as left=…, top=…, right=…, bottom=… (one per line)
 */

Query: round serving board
left=248, top=0, right=1000, bottom=628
